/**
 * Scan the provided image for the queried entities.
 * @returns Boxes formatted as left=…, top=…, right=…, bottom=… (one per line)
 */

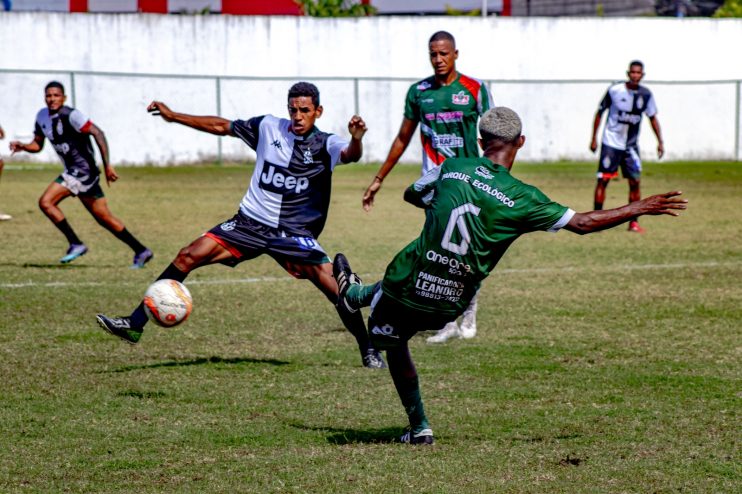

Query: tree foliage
left=295, top=0, right=376, bottom=17
left=713, top=0, right=742, bottom=16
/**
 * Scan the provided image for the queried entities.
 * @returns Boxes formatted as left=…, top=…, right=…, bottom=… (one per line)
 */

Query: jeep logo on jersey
left=260, top=163, right=310, bottom=194
left=452, top=91, right=470, bottom=105
left=53, top=143, right=71, bottom=154
left=617, top=111, right=642, bottom=125
left=474, top=166, right=494, bottom=180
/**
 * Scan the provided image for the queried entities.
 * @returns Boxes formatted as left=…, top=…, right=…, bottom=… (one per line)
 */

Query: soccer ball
left=142, top=279, right=193, bottom=328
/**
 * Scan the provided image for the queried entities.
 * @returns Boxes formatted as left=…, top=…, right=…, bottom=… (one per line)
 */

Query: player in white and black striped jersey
left=590, top=61, right=664, bottom=233
left=97, top=82, right=386, bottom=369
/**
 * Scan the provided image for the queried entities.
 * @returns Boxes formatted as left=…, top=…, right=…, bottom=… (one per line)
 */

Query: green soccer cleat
left=96, top=314, right=143, bottom=344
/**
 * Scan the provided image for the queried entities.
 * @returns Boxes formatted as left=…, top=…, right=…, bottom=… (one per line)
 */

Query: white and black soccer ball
left=143, top=279, right=193, bottom=328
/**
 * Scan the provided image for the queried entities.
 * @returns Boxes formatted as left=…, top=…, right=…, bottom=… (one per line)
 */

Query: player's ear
left=315, top=105, right=323, bottom=118
left=454, top=49, right=459, bottom=60
left=478, top=137, right=484, bottom=151
left=516, top=135, right=526, bottom=149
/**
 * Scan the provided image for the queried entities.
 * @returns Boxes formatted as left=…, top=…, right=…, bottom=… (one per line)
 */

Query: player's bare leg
left=39, top=182, right=87, bottom=262
left=627, top=178, right=644, bottom=233
left=97, top=236, right=233, bottom=343
left=593, top=178, right=610, bottom=210
left=80, top=195, right=153, bottom=268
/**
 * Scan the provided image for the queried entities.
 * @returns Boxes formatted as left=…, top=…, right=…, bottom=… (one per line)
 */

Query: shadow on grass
left=292, top=423, right=402, bottom=444
left=103, top=355, right=290, bottom=373
left=0, top=262, right=117, bottom=269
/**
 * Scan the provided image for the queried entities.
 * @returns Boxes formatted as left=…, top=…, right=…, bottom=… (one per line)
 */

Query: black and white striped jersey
left=598, top=83, right=657, bottom=151
left=231, top=115, right=347, bottom=238
left=34, top=106, right=99, bottom=186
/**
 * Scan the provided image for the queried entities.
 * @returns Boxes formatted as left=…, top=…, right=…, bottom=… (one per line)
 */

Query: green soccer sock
left=345, top=281, right=380, bottom=310
left=387, top=347, right=430, bottom=433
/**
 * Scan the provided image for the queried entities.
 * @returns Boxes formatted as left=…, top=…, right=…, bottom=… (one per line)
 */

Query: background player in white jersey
left=0, top=123, right=10, bottom=221
left=590, top=60, right=664, bottom=233
left=9, top=81, right=152, bottom=266
left=335, top=107, right=686, bottom=444
left=362, top=30, right=493, bottom=344
left=97, top=82, right=386, bottom=369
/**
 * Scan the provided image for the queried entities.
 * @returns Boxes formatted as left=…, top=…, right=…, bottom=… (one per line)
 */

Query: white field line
left=0, top=260, right=739, bottom=290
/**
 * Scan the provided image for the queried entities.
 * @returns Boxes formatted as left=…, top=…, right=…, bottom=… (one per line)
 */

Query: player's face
left=627, top=65, right=644, bottom=86
left=287, top=96, right=322, bottom=136
left=45, top=87, right=66, bottom=113
left=429, top=40, right=458, bottom=78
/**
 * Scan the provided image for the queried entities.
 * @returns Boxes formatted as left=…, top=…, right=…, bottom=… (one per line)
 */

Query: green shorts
left=368, top=292, right=455, bottom=350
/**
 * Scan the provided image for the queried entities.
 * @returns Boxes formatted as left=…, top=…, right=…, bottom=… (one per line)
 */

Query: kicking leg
left=96, top=235, right=234, bottom=343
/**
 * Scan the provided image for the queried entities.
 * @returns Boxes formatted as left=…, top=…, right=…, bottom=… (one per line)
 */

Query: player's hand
left=657, top=142, right=665, bottom=159
left=348, top=115, right=367, bottom=140
left=590, top=138, right=598, bottom=153
left=640, top=191, right=687, bottom=216
left=147, top=101, right=175, bottom=122
left=104, top=165, right=119, bottom=186
left=0, top=127, right=5, bottom=140
left=9, top=141, right=23, bottom=154
left=362, top=179, right=382, bottom=212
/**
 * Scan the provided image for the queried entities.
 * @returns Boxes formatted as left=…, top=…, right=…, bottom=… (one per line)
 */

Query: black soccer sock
left=53, top=218, right=82, bottom=246
left=387, top=347, right=430, bottom=433
left=130, top=263, right=189, bottom=328
left=594, top=202, right=603, bottom=210
left=112, top=227, right=147, bottom=254
left=336, top=305, right=373, bottom=354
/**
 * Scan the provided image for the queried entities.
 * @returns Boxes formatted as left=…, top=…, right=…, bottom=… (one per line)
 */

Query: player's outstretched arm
left=565, top=191, right=687, bottom=235
left=363, top=117, right=417, bottom=211
left=340, top=115, right=367, bottom=164
left=87, top=123, right=117, bottom=186
left=9, top=134, right=44, bottom=154
left=147, top=101, right=232, bottom=136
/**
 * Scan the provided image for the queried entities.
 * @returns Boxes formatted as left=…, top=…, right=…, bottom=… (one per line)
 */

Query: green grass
left=0, top=161, right=740, bottom=493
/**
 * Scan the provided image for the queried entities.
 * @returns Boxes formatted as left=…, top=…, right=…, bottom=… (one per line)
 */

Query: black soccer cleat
left=400, top=427, right=435, bottom=445
left=333, top=253, right=362, bottom=314
left=362, top=348, right=387, bottom=369
left=96, top=314, right=143, bottom=344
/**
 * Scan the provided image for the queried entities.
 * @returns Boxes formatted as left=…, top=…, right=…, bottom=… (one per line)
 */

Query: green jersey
left=381, top=157, right=574, bottom=317
left=404, top=73, right=492, bottom=175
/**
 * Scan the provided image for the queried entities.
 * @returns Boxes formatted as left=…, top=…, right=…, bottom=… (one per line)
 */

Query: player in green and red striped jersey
left=363, top=30, right=492, bottom=344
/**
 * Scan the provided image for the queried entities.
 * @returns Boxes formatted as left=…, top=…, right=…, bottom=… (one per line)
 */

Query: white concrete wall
left=1, top=13, right=740, bottom=164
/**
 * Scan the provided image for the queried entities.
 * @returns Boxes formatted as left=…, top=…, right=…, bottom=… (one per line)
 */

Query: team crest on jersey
left=56, top=119, right=64, bottom=135
left=452, top=91, right=470, bottom=105
left=475, top=166, right=494, bottom=180
left=220, top=220, right=236, bottom=232
left=417, top=81, right=432, bottom=91
left=303, top=150, right=313, bottom=164
left=636, top=95, right=644, bottom=110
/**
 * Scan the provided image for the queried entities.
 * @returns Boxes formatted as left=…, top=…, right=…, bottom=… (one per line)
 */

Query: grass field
left=0, top=161, right=739, bottom=493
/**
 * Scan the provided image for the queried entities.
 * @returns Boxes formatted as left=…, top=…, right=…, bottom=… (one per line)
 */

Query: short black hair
left=429, top=31, right=456, bottom=48
left=629, top=60, right=644, bottom=70
left=288, top=82, right=320, bottom=107
left=45, top=81, right=65, bottom=94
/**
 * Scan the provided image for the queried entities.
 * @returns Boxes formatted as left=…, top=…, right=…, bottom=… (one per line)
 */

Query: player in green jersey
left=335, top=107, right=687, bottom=444
left=362, top=30, right=493, bottom=344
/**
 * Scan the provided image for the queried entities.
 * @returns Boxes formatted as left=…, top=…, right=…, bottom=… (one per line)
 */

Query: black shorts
left=205, top=212, right=330, bottom=275
left=367, top=292, right=456, bottom=350
left=55, top=173, right=104, bottom=199
left=597, top=144, right=642, bottom=180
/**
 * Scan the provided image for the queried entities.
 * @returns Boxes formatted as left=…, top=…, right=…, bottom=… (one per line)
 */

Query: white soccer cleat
left=426, top=321, right=461, bottom=344
left=0, top=212, right=11, bottom=221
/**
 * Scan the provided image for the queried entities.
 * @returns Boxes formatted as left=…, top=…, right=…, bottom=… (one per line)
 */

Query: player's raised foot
left=362, top=348, right=387, bottom=369
left=60, top=243, right=88, bottom=264
left=96, top=314, right=143, bottom=344
left=131, top=248, right=154, bottom=269
left=400, top=427, right=434, bottom=445
left=426, top=321, right=461, bottom=344
left=628, top=221, right=646, bottom=233
left=333, top=253, right=362, bottom=314
left=0, top=212, right=12, bottom=221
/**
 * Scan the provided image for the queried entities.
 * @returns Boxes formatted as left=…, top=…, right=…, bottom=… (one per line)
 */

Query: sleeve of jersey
left=519, top=186, right=574, bottom=233
left=403, top=84, right=420, bottom=121
left=598, top=90, right=612, bottom=113
left=231, top=116, right=264, bottom=150
left=407, top=166, right=441, bottom=207
left=34, top=121, right=44, bottom=138
left=69, top=109, right=92, bottom=133
left=644, top=92, right=658, bottom=117
left=479, top=82, right=493, bottom=114
left=327, top=134, right=349, bottom=170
